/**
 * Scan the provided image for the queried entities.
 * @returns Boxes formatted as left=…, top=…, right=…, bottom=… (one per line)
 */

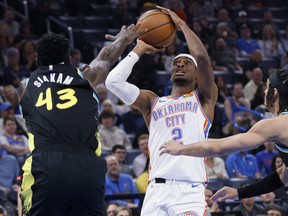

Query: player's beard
left=173, top=77, right=189, bottom=85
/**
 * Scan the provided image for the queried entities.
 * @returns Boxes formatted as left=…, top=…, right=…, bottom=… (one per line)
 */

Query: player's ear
left=35, top=57, right=42, bottom=67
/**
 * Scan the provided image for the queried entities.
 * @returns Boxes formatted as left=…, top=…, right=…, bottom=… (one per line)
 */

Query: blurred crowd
left=0, top=0, right=288, bottom=215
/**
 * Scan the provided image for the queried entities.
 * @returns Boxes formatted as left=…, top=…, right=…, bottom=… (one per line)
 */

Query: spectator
left=0, top=102, right=27, bottom=136
left=243, top=67, right=264, bottom=102
left=258, top=24, right=286, bottom=67
left=223, top=82, right=251, bottom=135
left=69, top=48, right=85, bottom=68
left=0, top=148, right=19, bottom=211
left=102, top=99, right=123, bottom=128
left=242, top=50, right=263, bottom=84
left=255, top=141, right=278, bottom=176
left=215, top=22, right=238, bottom=52
left=226, top=151, right=261, bottom=179
left=2, top=47, right=30, bottom=88
left=258, top=10, right=279, bottom=36
left=250, top=82, right=266, bottom=110
left=154, top=38, right=178, bottom=72
left=205, top=157, right=228, bottom=179
left=215, top=75, right=229, bottom=104
left=121, top=106, right=145, bottom=138
left=3, top=85, right=21, bottom=115
left=211, top=36, right=242, bottom=81
left=0, top=116, right=30, bottom=165
left=13, top=21, right=38, bottom=50
left=19, top=40, right=37, bottom=72
left=231, top=196, right=266, bottom=216
left=115, top=206, right=132, bottom=216
left=135, top=157, right=149, bottom=193
left=235, top=10, right=254, bottom=37
left=0, top=7, right=19, bottom=39
left=0, top=22, right=13, bottom=54
left=99, top=109, right=132, bottom=151
left=236, top=24, right=260, bottom=57
left=112, top=145, right=134, bottom=177
left=106, top=202, right=120, bottom=216
left=193, top=0, right=215, bottom=18
left=132, top=134, right=149, bottom=178
left=105, top=155, right=139, bottom=208
left=163, top=0, right=187, bottom=23
left=191, top=20, right=213, bottom=53
left=215, top=8, right=237, bottom=39
left=110, top=0, right=136, bottom=29
left=265, top=204, right=284, bottom=216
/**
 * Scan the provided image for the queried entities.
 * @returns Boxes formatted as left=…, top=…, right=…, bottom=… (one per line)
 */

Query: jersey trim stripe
left=193, top=90, right=211, bottom=123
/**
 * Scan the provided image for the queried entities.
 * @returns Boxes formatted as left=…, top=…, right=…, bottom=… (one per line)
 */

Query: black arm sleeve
left=237, top=171, right=284, bottom=199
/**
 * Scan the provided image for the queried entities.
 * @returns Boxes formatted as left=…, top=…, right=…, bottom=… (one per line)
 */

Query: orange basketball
left=136, top=9, right=176, bottom=48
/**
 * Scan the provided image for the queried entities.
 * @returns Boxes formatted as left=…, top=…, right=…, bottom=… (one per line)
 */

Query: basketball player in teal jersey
left=159, top=68, right=288, bottom=203
left=19, top=25, right=144, bottom=216
left=106, top=6, right=218, bottom=216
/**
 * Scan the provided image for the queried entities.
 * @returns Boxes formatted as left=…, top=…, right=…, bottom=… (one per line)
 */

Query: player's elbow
left=105, top=73, right=119, bottom=93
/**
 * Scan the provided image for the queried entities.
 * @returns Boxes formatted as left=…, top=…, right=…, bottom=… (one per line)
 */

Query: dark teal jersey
left=20, top=63, right=100, bottom=151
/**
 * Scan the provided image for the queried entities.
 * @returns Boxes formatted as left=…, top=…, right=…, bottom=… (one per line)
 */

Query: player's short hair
left=36, top=33, right=70, bottom=66
left=267, top=68, right=288, bottom=114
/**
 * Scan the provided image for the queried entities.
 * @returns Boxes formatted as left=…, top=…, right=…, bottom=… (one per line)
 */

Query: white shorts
left=141, top=179, right=207, bottom=216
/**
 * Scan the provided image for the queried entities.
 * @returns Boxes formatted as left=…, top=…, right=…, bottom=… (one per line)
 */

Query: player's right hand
left=210, top=186, right=239, bottom=202
left=132, top=39, right=164, bottom=57
left=159, top=140, right=182, bottom=156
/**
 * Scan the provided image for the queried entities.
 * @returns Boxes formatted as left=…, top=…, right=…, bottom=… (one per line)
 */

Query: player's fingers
left=210, top=191, right=223, bottom=202
left=127, top=24, right=134, bottom=30
left=105, top=34, right=116, bottom=41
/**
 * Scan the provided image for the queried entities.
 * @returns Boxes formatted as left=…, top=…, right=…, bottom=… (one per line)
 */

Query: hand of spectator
left=126, top=203, right=138, bottom=208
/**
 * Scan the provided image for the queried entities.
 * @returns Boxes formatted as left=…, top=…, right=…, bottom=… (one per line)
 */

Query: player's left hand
left=156, top=6, right=183, bottom=30
left=210, top=186, right=239, bottom=202
left=159, top=140, right=182, bottom=156
left=105, top=24, right=147, bottom=45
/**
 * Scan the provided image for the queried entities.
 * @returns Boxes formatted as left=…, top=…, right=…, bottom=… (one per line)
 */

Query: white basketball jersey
left=148, top=91, right=211, bottom=182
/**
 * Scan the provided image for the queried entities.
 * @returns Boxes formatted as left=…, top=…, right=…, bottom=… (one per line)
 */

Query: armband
left=105, top=52, right=140, bottom=105
left=237, top=171, right=284, bottom=199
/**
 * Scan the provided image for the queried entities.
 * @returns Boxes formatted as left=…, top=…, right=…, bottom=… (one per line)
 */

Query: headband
left=269, top=72, right=288, bottom=96
left=172, top=54, right=198, bottom=67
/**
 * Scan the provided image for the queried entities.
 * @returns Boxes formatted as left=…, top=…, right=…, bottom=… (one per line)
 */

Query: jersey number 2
left=35, top=88, right=77, bottom=110
left=171, top=128, right=183, bottom=144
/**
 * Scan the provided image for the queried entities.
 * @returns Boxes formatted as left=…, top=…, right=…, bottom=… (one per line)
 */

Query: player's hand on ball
left=133, top=39, right=164, bottom=56
left=156, top=6, right=184, bottom=30
left=159, top=140, right=182, bottom=156
left=105, top=24, right=147, bottom=45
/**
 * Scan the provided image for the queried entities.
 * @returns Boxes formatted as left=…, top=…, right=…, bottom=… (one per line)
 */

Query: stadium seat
left=59, top=16, right=83, bottom=28
left=83, top=16, right=110, bottom=29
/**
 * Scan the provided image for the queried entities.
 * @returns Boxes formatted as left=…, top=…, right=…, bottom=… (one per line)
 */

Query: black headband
left=269, top=72, right=288, bottom=97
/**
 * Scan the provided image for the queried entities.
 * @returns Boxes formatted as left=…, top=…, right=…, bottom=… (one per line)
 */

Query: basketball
left=136, top=9, right=176, bottom=48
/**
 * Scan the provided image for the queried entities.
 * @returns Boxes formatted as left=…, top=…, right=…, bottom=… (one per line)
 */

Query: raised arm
left=159, top=117, right=281, bottom=157
left=105, top=40, right=161, bottom=126
left=157, top=6, right=217, bottom=103
left=81, top=24, right=145, bottom=90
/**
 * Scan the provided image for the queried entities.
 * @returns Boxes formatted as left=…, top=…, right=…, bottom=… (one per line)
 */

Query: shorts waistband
left=153, top=178, right=207, bottom=186
left=32, top=146, right=97, bottom=155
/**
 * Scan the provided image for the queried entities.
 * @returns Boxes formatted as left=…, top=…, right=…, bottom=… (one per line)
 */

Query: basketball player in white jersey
left=105, top=6, right=217, bottom=216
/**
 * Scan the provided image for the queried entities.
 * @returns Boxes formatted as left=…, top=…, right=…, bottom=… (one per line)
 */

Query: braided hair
left=266, top=68, right=288, bottom=114
left=36, top=33, right=70, bottom=66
